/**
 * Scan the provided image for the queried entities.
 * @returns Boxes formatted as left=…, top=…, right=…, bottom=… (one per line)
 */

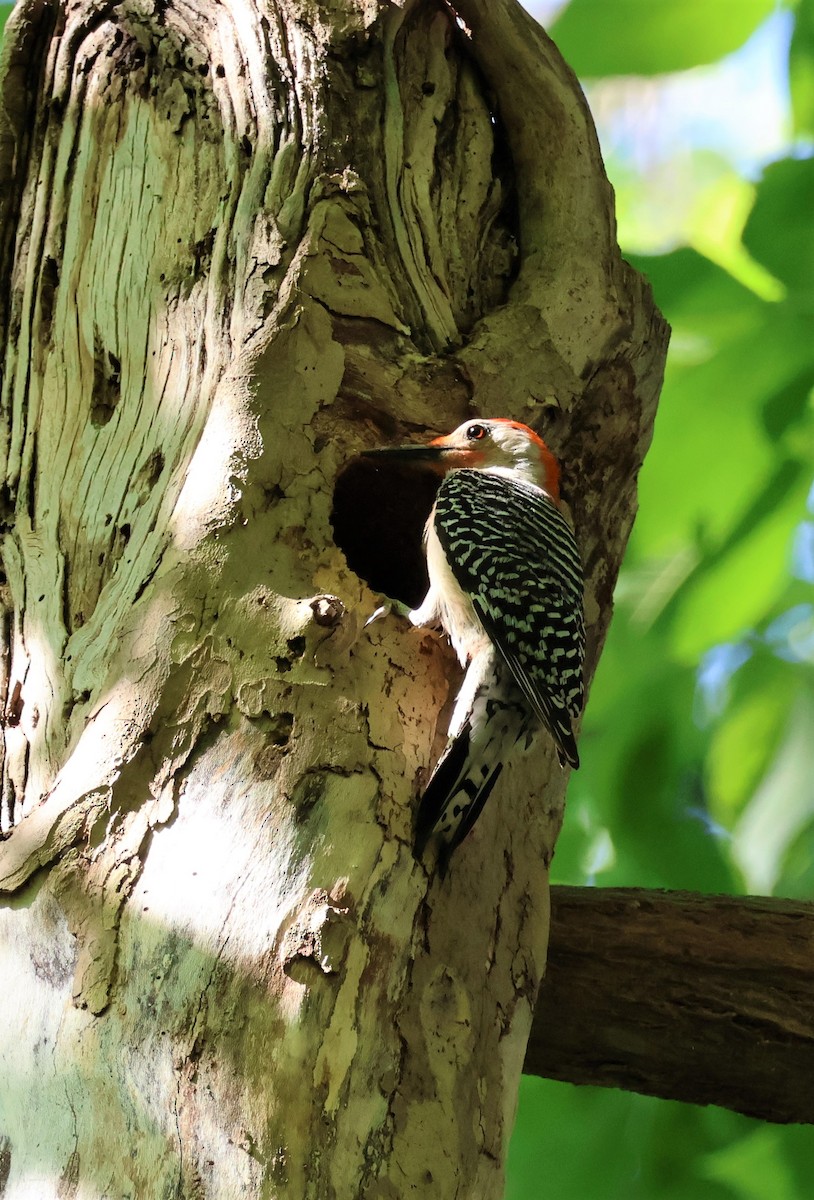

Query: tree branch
left=527, top=886, right=814, bottom=1124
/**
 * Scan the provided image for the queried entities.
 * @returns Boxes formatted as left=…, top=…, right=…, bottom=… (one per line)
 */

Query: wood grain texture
left=528, top=887, right=814, bottom=1124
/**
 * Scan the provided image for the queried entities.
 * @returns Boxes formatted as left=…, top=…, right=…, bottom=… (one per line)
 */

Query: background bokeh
left=511, top=1, right=814, bottom=1196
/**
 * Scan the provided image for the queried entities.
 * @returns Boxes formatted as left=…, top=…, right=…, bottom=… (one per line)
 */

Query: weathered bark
left=528, top=888, right=814, bottom=1126
left=0, top=1, right=667, bottom=1196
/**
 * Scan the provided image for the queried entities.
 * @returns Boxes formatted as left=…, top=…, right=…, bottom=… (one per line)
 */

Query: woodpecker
left=363, top=418, right=585, bottom=858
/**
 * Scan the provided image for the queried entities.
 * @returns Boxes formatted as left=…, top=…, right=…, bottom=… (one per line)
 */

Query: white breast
left=421, top=516, right=489, bottom=666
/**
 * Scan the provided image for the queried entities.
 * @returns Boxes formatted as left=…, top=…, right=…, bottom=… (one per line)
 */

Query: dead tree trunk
left=0, top=1, right=667, bottom=1195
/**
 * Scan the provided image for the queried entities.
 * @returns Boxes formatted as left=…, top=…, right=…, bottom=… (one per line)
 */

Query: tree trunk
left=0, top=1, right=667, bottom=1196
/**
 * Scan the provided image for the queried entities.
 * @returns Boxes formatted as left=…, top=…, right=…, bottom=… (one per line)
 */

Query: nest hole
left=330, top=457, right=441, bottom=609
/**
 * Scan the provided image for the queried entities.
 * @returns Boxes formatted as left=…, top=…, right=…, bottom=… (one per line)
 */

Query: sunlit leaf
left=549, top=0, right=776, bottom=76
left=666, top=466, right=811, bottom=660
left=731, top=695, right=814, bottom=893
left=686, top=168, right=784, bottom=301
left=706, top=668, right=798, bottom=821
left=631, top=300, right=814, bottom=564
left=627, top=246, right=767, bottom=347
left=776, top=810, right=814, bottom=898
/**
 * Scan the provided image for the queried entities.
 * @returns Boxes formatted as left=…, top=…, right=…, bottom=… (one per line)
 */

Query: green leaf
left=731, top=694, right=814, bottom=893
left=559, top=612, right=737, bottom=892
left=627, top=247, right=767, bottom=345
left=685, top=167, right=784, bottom=302
left=776, top=812, right=814, bottom=898
left=706, top=662, right=798, bottom=822
left=742, top=158, right=814, bottom=298
left=508, top=1079, right=788, bottom=1200
left=762, top=368, right=814, bottom=439
left=667, top=464, right=811, bottom=660
left=704, top=1126, right=800, bottom=1200
left=631, top=294, right=814, bottom=565
left=790, top=0, right=814, bottom=137
left=549, top=0, right=776, bottom=77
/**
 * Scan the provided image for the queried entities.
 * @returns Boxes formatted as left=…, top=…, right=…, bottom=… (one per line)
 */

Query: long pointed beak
left=360, top=444, right=451, bottom=465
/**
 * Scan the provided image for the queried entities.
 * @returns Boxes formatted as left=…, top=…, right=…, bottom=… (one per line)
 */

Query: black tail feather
left=414, top=723, right=473, bottom=857
left=414, top=720, right=504, bottom=860
left=447, top=761, right=503, bottom=852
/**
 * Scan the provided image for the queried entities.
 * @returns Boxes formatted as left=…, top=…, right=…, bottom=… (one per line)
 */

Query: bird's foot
left=364, top=596, right=413, bottom=628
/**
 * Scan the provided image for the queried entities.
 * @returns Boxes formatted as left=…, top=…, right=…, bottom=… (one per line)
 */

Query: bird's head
left=362, top=419, right=560, bottom=501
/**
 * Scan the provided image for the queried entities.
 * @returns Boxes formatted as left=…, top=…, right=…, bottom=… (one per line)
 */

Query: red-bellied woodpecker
left=363, top=418, right=585, bottom=858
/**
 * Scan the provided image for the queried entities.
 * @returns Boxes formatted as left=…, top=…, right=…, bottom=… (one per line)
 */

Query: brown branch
left=527, top=886, right=814, bottom=1124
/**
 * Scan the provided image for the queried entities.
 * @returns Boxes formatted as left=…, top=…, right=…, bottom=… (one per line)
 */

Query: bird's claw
left=365, top=597, right=413, bottom=628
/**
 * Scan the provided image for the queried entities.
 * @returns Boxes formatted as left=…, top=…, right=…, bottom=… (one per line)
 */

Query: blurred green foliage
left=510, top=1, right=814, bottom=1197
left=551, top=0, right=776, bottom=75
left=791, top=0, right=814, bottom=135
left=510, top=1079, right=814, bottom=1200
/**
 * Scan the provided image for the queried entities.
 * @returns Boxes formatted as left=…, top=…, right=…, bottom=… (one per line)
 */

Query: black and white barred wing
left=433, top=469, right=585, bottom=767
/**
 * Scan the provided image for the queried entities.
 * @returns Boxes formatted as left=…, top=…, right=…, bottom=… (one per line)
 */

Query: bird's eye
left=466, top=423, right=487, bottom=441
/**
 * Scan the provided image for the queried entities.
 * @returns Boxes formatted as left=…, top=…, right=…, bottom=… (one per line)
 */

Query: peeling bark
left=0, top=1, right=667, bottom=1196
